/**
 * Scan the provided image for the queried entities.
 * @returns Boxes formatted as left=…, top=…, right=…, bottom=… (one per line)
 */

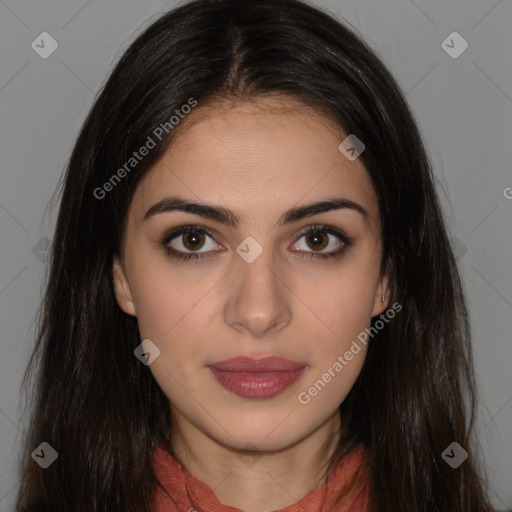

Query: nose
left=223, top=245, right=292, bottom=339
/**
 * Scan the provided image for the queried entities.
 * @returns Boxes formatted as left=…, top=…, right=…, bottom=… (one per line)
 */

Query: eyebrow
left=143, top=196, right=369, bottom=228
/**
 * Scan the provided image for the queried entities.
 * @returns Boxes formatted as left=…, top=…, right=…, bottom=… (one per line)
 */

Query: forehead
left=128, top=95, right=379, bottom=230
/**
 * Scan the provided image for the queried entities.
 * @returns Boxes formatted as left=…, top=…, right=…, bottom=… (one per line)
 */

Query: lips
left=207, top=356, right=306, bottom=399
left=209, top=356, right=305, bottom=372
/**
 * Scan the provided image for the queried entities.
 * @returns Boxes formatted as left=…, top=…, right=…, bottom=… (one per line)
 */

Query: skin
left=113, top=95, right=389, bottom=511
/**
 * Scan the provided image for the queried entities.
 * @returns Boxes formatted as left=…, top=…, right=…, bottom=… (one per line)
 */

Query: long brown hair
left=16, top=0, right=496, bottom=510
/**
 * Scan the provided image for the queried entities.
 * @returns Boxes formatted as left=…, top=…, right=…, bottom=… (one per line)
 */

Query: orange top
left=152, top=443, right=374, bottom=512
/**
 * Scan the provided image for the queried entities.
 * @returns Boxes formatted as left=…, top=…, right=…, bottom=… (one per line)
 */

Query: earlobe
left=371, top=272, right=390, bottom=317
left=112, top=255, right=137, bottom=317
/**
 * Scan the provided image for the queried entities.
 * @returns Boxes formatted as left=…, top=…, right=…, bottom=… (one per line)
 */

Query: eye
left=160, top=223, right=352, bottom=262
left=290, top=224, right=351, bottom=259
left=160, top=225, right=222, bottom=261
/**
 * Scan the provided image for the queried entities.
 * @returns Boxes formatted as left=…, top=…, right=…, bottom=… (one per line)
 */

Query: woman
left=16, top=0, right=496, bottom=510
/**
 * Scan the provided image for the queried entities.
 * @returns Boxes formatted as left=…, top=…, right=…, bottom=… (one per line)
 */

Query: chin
left=209, top=413, right=318, bottom=452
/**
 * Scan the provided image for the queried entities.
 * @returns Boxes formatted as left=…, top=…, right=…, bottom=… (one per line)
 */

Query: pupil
left=184, top=231, right=204, bottom=250
left=308, top=232, right=327, bottom=251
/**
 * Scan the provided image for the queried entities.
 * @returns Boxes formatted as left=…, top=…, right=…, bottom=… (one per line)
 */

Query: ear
left=371, top=270, right=390, bottom=318
left=112, top=254, right=137, bottom=317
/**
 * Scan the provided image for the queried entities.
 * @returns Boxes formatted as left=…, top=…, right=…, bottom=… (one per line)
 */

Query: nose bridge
left=224, top=235, right=291, bottom=337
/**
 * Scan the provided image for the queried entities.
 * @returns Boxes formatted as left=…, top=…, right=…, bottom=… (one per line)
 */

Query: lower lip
left=208, top=367, right=306, bottom=399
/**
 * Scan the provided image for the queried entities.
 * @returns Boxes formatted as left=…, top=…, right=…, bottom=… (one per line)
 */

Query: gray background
left=0, top=0, right=511, bottom=510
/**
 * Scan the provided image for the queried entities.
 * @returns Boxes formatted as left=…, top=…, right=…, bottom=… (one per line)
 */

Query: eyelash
left=159, top=224, right=352, bottom=262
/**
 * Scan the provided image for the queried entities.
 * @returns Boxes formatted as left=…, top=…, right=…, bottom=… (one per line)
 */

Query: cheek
left=295, top=254, right=378, bottom=402
left=294, top=270, right=375, bottom=409
left=127, top=242, right=211, bottom=337
left=130, top=268, right=210, bottom=402
left=305, top=261, right=379, bottom=340
left=133, top=280, right=210, bottom=366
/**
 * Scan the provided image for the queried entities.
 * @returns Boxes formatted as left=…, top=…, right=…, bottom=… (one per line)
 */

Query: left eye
left=290, top=225, right=349, bottom=258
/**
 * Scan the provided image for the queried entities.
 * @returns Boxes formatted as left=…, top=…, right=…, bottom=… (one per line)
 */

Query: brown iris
left=305, top=231, right=328, bottom=251
left=182, top=230, right=206, bottom=251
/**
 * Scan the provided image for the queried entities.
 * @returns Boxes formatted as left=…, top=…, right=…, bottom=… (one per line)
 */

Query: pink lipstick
left=207, top=356, right=306, bottom=399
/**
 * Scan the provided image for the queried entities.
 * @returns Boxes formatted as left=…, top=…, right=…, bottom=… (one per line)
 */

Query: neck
left=170, top=410, right=342, bottom=512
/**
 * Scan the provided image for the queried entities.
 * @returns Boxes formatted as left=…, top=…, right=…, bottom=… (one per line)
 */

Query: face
left=113, top=96, right=389, bottom=452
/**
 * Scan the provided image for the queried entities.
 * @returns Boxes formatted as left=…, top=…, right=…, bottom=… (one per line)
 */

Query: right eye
left=159, top=225, right=223, bottom=261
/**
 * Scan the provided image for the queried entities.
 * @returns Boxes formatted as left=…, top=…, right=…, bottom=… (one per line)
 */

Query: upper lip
left=208, top=356, right=306, bottom=372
